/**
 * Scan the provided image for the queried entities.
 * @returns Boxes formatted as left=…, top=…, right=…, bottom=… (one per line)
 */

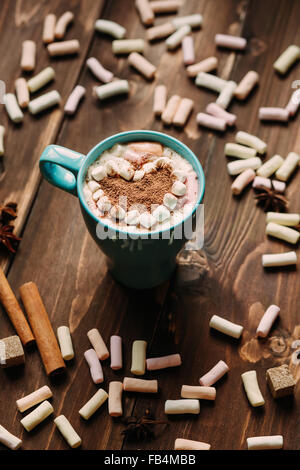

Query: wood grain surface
left=0, top=0, right=300, bottom=450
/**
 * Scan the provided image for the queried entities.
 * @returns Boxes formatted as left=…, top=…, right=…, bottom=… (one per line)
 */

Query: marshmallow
left=94, top=19, right=126, bottom=39
left=64, top=85, right=86, bottom=115
left=147, top=23, right=175, bottom=42
left=0, top=425, right=22, bottom=450
left=108, top=381, right=123, bottom=417
left=227, top=157, right=262, bottom=175
left=247, top=435, right=283, bottom=450
left=57, top=326, right=74, bottom=361
left=20, top=40, right=36, bottom=71
left=266, top=212, right=300, bottom=227
left=139, top=212, right=156, bottom=229
left=206, top=102, right=236, bottom=126
left=15, top=78, right=30, bottom=109
left=105, top=160, right=119, bottom=176
left=241, top=370, right=265, bottom=407
left=216, top=80, right=237, bottom=109
left=55, top=11, right=74, bottom=39
left=266, top=222, right=300, bottom=244
left=135, top=0, right=154, bottom=26
left=286, top=89, right=300, bottom=116
left=165, top=399, right=200, bottom=415
left=196, top=112, right=226, bottom=131
left=172, top=14, right=203, bottom=29
left=187, top=57, right=218, bottom=77
left=172, top=170, right=187, bottom=182
left=235, top=131, right=267, bottom=154
left=4, top=93, right=24, bottom=123
left=119, top=165, right=134, bottom=181
left=275, top=152, right=300, bottom=181
left=79, top=389, right=108, bottom=420
left=259, top=107, right=289, bottom=121
left=112, top=39, right=145, bottom=54
left=195, top=72, right=227, bottom=92
left=173, top=98, right=194, bottom=127
left=209, top=315, right=243, bottom=339
left=199, top=360, right=229, bottom=386
left=252, top=176, right=285, bottom=193
left=110, top=205, right=126, bottom=221
left=123, top=377, right=158, bottom=393
left=16, top=386, right=52, bottom=413
left=131, top=340, right=147, bottom=375
left=153, top=205, right=171, bottom=223
left=215, top=34, right=247, bottom=50
left=174, top=438, right=210, bottom=451
left=128, top=52, right=156, bottom=80
left=166, top=25, right=191, bottom=50
left=256, top=155, right=283, bottom=178
left=28, top=90, right=61, bottom=115
left=21, top=401, right=54, bottom=431
left=181, top=385, right=216, bottom=400
left=43, top=14, right=56, bottom=44
left=110, top=336, right=122, bottom=370
left=225, top=143, right=257, bottom=159
left=87, top=57, right=114, bottom=83
left=146, top=353, right=181, bottom=370
left=27, top=66, right=55, bottom=93
left=88, top=180, right=101, bottom=193
left=150, top=1, right=182, bottom=13
left=94, top=80, right=129, bottom=100
left=231, top=169, right=255, bottom=196
left=125, top=210, right=140, bottom=225
left=92, top=165, right=107, bottom=181
left=54, top=415, right=81, bottom=448
left=172, top=181, right=186, bottom=196
left=87, top=328, right=109, bottom=360
left=274, top=45, right=300, bottom=74
left=256, top=305, right=280, bottom=338
left=163, top=193, right=177, bottom=210
left=0, top=126, right=5, bottom=155
left=84, top=348, right=103, bottom=384
left=234, top=71, right=259, bottom=100
left=129, top=142, right=163, bottom=155
left=47, top=40, right=79, bottom=56
left=262, top=251, right=297, bottom=267
left=182, top=36, right=195, bottom=65
left=153, top=85, right=167, bottom=116
left=161, top=95, right=181, bottom=125
left=97, top=196, right=112, bottom=212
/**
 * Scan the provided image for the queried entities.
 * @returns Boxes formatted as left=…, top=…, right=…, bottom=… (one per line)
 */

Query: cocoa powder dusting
left=100, top=167, right=175, bottom=212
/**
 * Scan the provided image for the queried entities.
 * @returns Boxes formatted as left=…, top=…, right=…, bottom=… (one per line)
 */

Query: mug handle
left=39, top=144, right=85, bottom=196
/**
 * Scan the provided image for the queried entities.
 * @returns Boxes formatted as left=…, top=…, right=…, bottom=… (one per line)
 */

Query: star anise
left=122, top=409, right=168, bottom=441
left=254, top=183, right=289, bottom=212
left=0, top=202, right=21, bottom=254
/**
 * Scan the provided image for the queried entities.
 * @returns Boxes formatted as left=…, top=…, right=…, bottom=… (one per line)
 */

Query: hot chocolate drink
left=83, top=141, right=198, bottom=232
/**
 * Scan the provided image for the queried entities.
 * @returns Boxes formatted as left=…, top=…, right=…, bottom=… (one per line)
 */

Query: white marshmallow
left=143, top=162, right=156, bottom=173
left=91, top=165, right=107, bottom=181
left=110, top=205, right=126, bottom=220
left=153, top=205, right=170, bottom=222
left=172, top=181, right=186, bottom=196
left=172, top=170, right=187, bottom=182
left=105, top=160, right=119, bottom=176
left=97, top=197, right=111, bottom=212
left=125, top=210, right=140, bottom=225
left=4, top=93, right=24, bottom=123
left=163, top=193, right=177, bottom=210
left=139, top=212, right=156, bottom=229
left=119, top=166, right=134, bottom=181
left=88, top=180, right=101, bottom=193
left=92, top=189, right=105, bottom=201
left=133, top=170, right=145, bottom=181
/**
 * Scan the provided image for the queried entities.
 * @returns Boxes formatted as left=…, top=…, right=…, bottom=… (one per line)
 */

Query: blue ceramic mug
left=39, top=130, right=205, bottom=289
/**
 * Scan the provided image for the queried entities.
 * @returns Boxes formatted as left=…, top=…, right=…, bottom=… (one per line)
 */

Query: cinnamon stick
left=0, top=267, right=34, bottom=347
left=19, top=281, right=65, bottom=375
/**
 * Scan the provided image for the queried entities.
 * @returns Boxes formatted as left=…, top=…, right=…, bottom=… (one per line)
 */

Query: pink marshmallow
left=86, top=57, right=114, bottom=83
left=256, top=305, right=280, bottom=338
left=215, top=34, right=247, bottom=50
left=286, top=89, right=300, bottom=116
left=182, top=36, right=195, bottom=65
left=199, top=360, right=229, bottom=386
left=252, top=176, right=286, bottom=193
left=196, top=112, right=226, bottom=131
left=206, top=102, right=237, bottom=126
left=64, top=85, right=86, bottom=115
left=185, top=173, right=198, bottom=205
left=146, top=353, right=182, bottom=371
left=123, top=149, right=145, bottom=165
left=110, top=335, right=122, bottom=370
left=84, top=349, right=104, bottom=384
left=259, top=107, right=289, bottom=121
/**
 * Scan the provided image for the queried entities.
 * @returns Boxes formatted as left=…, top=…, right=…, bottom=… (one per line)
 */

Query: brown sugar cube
left=266, top=364, right=296, bottom=398
left=0, top=335, right=25, bottom=367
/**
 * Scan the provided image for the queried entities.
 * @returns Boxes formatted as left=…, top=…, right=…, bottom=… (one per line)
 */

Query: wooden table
left=0, top=0, right=300, bottom=450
